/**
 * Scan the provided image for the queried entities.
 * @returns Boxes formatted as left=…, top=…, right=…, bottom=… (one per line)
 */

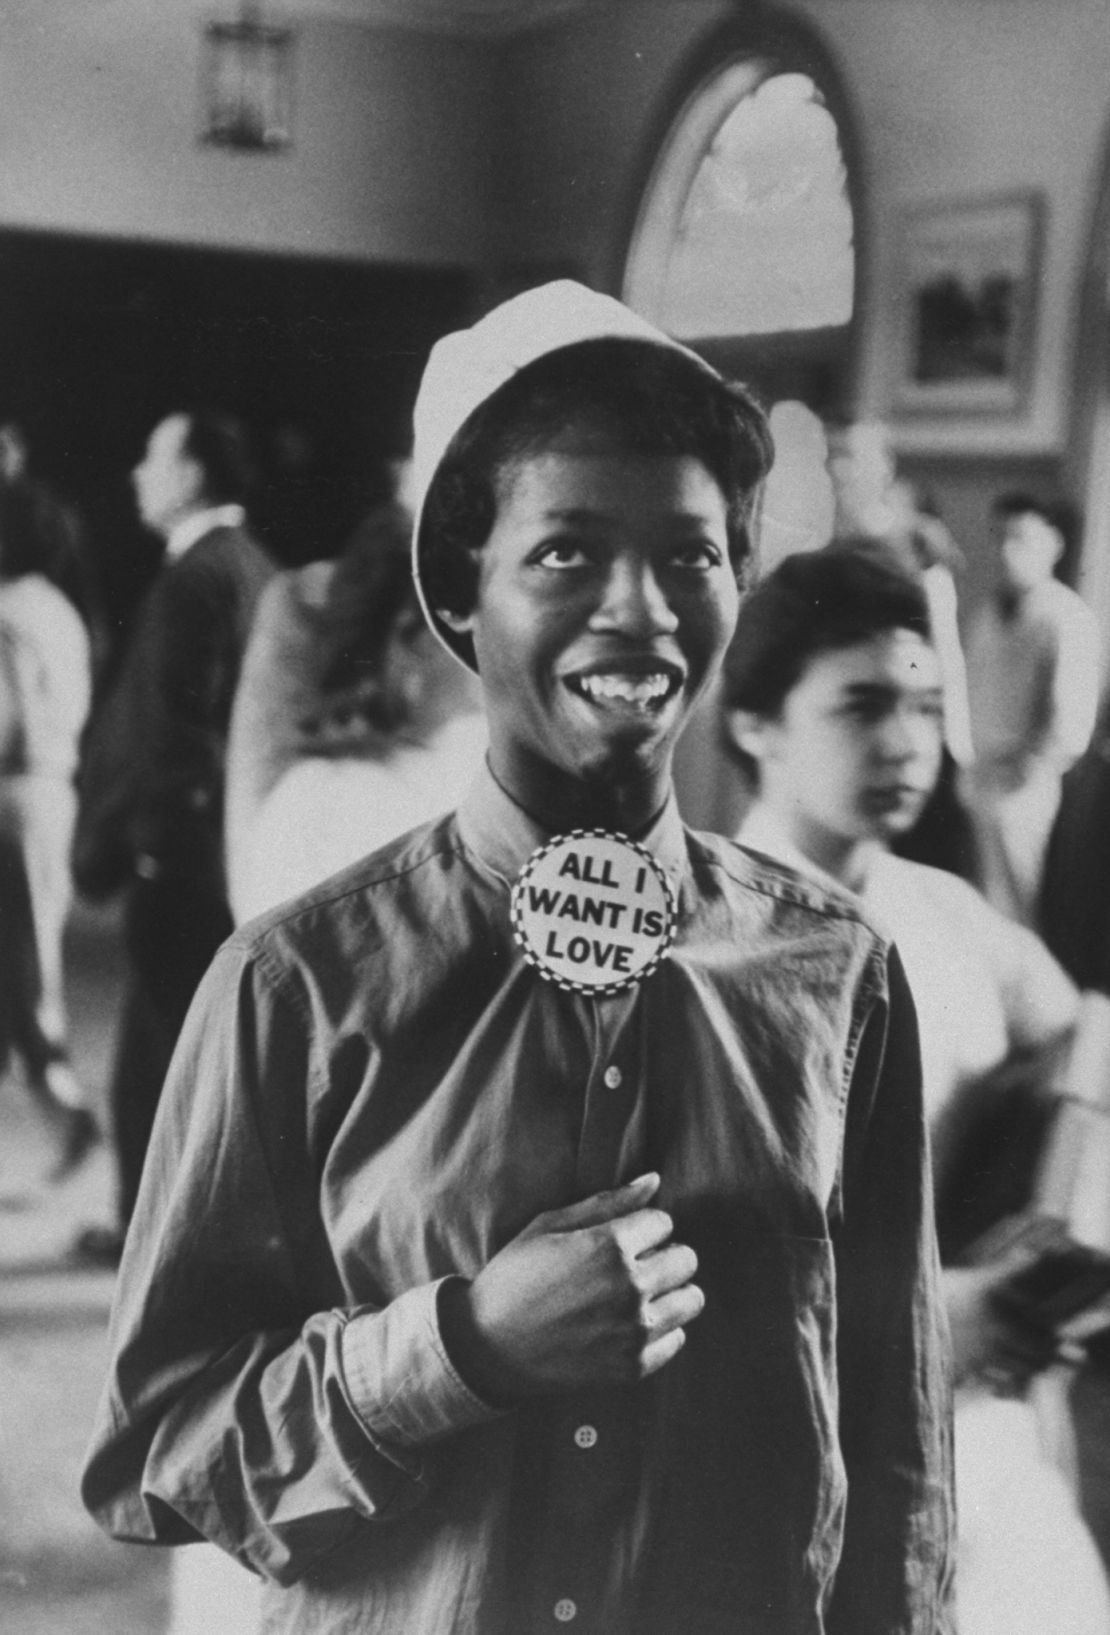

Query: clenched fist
left=439, top=1173, right=703, bottom=1405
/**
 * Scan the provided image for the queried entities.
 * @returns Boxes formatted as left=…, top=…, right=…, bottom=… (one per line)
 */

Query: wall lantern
left=201, top=2, right=295, bottom=152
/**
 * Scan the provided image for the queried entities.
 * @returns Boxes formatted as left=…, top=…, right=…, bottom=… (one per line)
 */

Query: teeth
left=576, top=672, right=672, bottom=705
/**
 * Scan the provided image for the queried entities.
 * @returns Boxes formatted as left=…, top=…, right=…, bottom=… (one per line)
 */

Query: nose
left=875, top=703, right=938, bottom=766
left=589, top=555, right=679, bottom=639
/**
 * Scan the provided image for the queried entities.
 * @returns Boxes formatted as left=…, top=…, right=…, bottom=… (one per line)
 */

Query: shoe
left=71, top=1224, right=125, bottom=1268
left=47, top=1106, right=102, bottom=1183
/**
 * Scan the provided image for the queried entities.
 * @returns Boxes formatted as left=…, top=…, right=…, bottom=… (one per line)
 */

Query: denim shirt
left=83, top=765, right=955, bottom=1635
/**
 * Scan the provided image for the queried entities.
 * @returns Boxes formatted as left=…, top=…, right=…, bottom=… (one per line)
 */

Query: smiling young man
left=83, top=284, right=954, bottom=1634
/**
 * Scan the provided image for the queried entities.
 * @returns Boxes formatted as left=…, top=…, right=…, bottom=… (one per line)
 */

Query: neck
left=821, top=837, right=877, bottom=895
left=488, top=743, right=671, bottom=837
left=765, top=801, right=880, bottom=894
left=996, top=581, right=1038, bottom=618
left=155, top=501, right=201, bottom=544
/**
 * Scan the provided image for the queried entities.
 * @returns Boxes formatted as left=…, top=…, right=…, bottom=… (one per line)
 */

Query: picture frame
left=893, top=191, right=1044, bottom=417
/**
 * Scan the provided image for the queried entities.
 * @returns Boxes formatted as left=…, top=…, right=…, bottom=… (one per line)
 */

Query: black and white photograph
left=3, top=5, right=1110, bottom=1634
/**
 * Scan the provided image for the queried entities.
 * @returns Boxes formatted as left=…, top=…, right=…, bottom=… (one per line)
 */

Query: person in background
left=826, top=418, right=976, bottom=878
left=964, top=493, right=1101, bottom=925
left=70, top=408, right=273, bottom=1265
left=175, top=492, right=486, bottom=1635
left=225, top=495, right=484, bottom=924
left=82, top=282, right=953, bottom=1634
left=0, top=416, right=109, bottom=675
left=721, top=538, right=1109, bottom=1635
left=0, top=509, right=96, bottom=1177
left=1040, top=677, right=1110, bottom=998
left=1038, top=686, right=1110, bottom=1578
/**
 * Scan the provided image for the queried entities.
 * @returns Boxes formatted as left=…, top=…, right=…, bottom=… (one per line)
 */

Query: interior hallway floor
left=0, top=898, right=171, bottom=1634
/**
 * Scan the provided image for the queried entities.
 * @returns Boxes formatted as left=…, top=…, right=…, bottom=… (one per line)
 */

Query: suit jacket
left=74, top=523, right=273, bottom=901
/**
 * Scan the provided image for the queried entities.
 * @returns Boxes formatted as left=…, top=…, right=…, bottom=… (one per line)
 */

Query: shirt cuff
left=340, top=1278, right=505, bottom=1450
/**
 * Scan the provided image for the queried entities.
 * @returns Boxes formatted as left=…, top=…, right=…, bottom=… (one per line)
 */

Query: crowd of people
left=2, top=278, right=1110, bottom=1631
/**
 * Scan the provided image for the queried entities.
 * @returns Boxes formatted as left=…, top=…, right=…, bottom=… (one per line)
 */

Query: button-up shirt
left=83, top=766, right=955, bottom=1634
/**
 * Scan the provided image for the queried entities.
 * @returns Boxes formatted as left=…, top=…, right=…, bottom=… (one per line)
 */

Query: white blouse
left=737, top=807, right=1078, bottom=1124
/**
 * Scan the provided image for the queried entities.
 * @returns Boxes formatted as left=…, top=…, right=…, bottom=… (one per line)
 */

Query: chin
left=876, top=811, right=921, bottom=843
left=573, top=736, right=669, bottom=790
left=570, top=718, right=672, bottom=768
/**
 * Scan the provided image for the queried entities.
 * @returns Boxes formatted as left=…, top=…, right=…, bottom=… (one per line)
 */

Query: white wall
left=7, top=2, right=1109, bottom=440
left=791, top=0, right=1110, bottom=459
left=496, top=0, right=1110, bottom=459
left=492, top=3, right=729, bottom=285
left=0, top=3, right=495, bottom=265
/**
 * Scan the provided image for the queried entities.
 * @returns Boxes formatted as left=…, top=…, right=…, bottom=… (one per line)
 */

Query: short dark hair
left=418, top=337, right=773, bottom=664
left=307, top=501, right=448, bottom=739
left=992, top=490, right=1082, bottom=578
left=721, top=538, right=932, bottom=778
left=181, top=409, right=256, bottom=507
left=322, top=503, right=418, bottom=694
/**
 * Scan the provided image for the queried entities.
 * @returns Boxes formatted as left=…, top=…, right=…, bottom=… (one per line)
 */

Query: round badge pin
left=510, top=830, right=677, bottom=996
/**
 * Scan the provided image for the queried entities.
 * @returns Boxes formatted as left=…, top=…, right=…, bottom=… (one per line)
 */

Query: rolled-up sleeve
left=81, top=944, right=501, bottom=1586
left=829, top=946, right=957, bottom=1635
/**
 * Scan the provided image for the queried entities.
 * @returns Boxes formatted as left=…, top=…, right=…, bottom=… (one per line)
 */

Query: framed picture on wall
left=894, top=191, right=1044, bottom=417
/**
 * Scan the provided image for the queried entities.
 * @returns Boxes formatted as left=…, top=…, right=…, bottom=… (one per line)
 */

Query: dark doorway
left=0, top=229, right=473, bottom=650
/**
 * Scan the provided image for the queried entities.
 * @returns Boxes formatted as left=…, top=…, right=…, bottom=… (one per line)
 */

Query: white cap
left=411, top=279, right=713, bottom=670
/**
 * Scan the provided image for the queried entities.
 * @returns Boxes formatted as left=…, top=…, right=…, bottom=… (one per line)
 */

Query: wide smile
left=563, top=664, right=685, bottom=716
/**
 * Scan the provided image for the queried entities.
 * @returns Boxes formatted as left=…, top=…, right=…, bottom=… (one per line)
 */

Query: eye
left=842, top=698, right=887, bottom=724
left=668, top=539, right=724, bottom=571
left=534, top=539, right=593, bottom=569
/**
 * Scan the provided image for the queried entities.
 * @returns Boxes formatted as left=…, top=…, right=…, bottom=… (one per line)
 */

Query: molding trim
left=233, top=0, right=591, bottom=36
left=610, top=4, right=869, bottom=421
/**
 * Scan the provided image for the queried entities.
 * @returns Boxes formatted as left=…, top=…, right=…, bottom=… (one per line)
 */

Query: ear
left=722, top=708, right=771, bottom=765
left=436, top=606, right=476, bottom=636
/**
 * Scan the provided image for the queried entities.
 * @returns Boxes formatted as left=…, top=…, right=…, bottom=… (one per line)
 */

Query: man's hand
left=439, top=1174, right=703, bottom=1404
left=944, top=1261, right=1055, bottom=1391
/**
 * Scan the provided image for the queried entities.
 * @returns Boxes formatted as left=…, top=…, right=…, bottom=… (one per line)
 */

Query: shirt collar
left=457, top=757, right=689, bottom=891
left=165, top=504, right=247, bottom=562
left=737, top=804, right=839, bottom=889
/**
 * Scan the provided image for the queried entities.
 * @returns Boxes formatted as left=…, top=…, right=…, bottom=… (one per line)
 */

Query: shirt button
left=573, top=1423, right=598, bottom=1449
left=554, top=1600, right=577, bottom=1623
left=603, top=1065, right=622, bottom=1089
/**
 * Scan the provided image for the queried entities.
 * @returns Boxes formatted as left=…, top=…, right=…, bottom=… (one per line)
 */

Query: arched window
left=624, top=64, right=854, bottom=348
left=621, top=22, right=864, bottom=828
left=622, top=26, right=863, bottom=570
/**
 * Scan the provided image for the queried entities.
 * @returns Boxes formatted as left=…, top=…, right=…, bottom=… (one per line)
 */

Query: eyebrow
left=539, top=506, right=719, bottom=527
left=839, top=680, right=944, bottom=700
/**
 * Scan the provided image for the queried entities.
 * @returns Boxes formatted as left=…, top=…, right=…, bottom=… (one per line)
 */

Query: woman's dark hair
left=721, top=538, right=932, bottom=778
left=309, top=502, right=425, bottom=737
left=418, top=337, right=773, bottom=654
left=992, top=489, right=1083, bottom=583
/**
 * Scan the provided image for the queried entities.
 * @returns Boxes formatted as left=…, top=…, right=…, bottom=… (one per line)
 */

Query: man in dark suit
left=73, top=409, right=273, bottom=1262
